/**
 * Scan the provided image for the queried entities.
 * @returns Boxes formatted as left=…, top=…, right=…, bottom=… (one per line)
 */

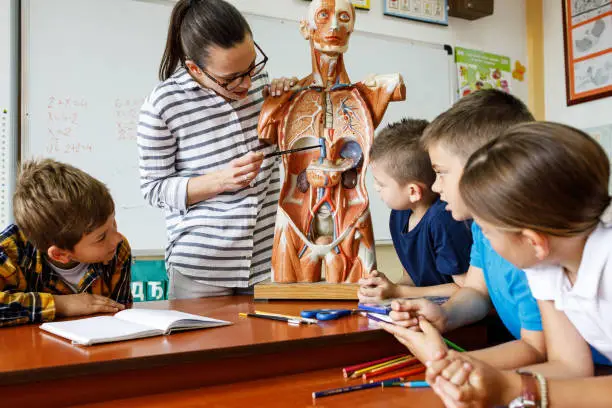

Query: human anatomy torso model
left=258, top=0, right=405, bottom=283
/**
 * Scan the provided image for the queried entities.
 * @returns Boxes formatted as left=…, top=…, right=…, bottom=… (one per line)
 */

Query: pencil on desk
left=365, top=356, right=418, bottom=375
left=349, top=356, right=411, bottom=379
left=349, top=355, right=411, bottom=379
left=238, top=312, right=301, bottom=325
left=253, top=310, right=318, bottom=324
left=342, top=354, right=407, bottom=378
left=361, top=357, right=420, bottom=381
left=382, top=380, right=430, bottom=389
left=367, top=365, right=426, bottom=383
left=443, top=337, right=466, bottom=352
left=312, top=380, right=386, bottom=400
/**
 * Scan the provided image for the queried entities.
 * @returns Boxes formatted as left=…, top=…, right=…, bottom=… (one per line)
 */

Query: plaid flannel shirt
left=0, top=224, right=132, bottom=327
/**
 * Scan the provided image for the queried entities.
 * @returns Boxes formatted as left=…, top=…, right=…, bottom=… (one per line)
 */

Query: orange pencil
left=367, top=365, right=426, bottom=383
left=342, top=354, right=407, bottom=378
left=362, top=357, right=420, bottom=381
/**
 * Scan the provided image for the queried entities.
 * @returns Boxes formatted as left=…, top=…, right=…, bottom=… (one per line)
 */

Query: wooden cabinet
left=449, top=0, right=494, bottom=20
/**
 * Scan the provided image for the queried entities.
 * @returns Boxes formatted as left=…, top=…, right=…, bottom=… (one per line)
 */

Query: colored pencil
left=349, top=356, right=411, bottom=379
left=362, top=357, right=420, bottom=381
left=253, top=310, right=318, bottom=324
left=443, top=337, right=466, bottom=352
left=367, top=365, right=426, bottom=383
left=266, top=145, right=319, bottom=158
left=357, top=303, right=392, bottom=315
left=382, top=380, right=430, bottom=388
left=366, top=312, right=394, bottom=324
left=238, top=312, right=301, bottom=325
left=342, top=354, right=407, bottom=378
left=365, top=356, right=418, bottom=375
left=312, top=379, right=386, bottom=400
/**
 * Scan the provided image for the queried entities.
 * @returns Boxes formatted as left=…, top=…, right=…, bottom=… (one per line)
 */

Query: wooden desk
left=0, top=297, right=486, bottom=407
left=76, top=366, right=444, bottom=408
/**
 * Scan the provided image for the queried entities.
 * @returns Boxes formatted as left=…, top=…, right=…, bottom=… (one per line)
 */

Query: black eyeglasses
left=196, top=42, right=268, bottom=92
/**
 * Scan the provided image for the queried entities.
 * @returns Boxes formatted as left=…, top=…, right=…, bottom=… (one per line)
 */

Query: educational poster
left=585, top=123, right=612, bottom=192
left=351, top=0, right=370, bottom=10
left=455, top=47, right=512, bottom=98
left=562, top=0, right=612, bottom=105
left=384, top=0, right=448, bottom=26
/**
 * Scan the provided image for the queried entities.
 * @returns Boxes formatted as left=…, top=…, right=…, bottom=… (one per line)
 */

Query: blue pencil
left=357, top=303, right=392, bottom=315
left=312, top=380, right=387, bottom=399
left=383, top=380, right=430, bottom=388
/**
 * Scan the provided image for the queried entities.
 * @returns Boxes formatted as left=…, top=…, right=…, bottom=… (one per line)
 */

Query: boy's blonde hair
left=460, top=122, right=611, bottom=236
left=13, top=159, right=115, bottom=251
left=370, top=118, right=433, bottom=187
left=422, top=89, right=535, bottom=160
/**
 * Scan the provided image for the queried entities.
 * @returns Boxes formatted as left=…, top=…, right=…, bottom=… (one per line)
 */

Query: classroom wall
left=226, top=0, right=529, bottom=281
left=227, top=0, right=529, bottom=105
left=542, top=0, right=612, bottom=128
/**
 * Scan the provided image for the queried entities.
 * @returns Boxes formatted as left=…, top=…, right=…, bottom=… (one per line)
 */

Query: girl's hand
left=265, top=77, right=298, bottom=97
left=377, top=316, right=448, bottom=363
left=426, top=351, right=519, bottom=408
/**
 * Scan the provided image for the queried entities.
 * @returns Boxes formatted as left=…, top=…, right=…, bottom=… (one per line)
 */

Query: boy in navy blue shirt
left=358, top=119, right=472, bottom=303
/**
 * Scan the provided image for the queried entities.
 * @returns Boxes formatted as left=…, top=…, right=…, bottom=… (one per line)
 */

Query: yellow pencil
left=349, top=356, right=411, bottom=379
left=253, top=310, right=318, bottom=324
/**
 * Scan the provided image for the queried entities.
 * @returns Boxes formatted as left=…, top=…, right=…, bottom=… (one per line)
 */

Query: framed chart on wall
left=562, top=0, right=612, bottom=105
left=384, top=0, right=448, bottom=26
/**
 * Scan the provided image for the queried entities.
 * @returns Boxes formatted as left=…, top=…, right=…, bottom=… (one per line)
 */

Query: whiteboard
left=0, top=0, right=17, bottom=227
left=22, top=0, right=453, bottom=254
left=22, top=0, right=170, bottom=255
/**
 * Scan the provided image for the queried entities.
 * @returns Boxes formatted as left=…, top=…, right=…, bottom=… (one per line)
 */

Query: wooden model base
left=254, top=280, right=359, bottom=300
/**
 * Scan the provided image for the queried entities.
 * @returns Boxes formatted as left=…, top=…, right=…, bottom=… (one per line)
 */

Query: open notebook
left=40, top=309, right=231, bottom=346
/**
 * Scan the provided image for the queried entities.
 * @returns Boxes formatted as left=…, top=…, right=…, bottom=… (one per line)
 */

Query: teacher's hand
left=264, top=76, right=298, bottom=97
left=221, top=151, right=264, bottom=192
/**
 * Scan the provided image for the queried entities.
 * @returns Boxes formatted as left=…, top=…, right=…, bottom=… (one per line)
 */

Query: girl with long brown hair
left=426, top=121, right=612, bottom=408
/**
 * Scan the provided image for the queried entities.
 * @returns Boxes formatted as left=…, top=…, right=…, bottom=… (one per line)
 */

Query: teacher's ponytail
left=159, top=0, right=252, bottom=81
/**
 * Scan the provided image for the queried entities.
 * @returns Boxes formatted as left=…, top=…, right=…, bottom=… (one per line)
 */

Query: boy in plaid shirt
left=0, top=159, right=132, bottom=327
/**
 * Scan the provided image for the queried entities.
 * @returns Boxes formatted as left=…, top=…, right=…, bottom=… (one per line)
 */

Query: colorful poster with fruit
left=455, top=47, right=512, bottom=98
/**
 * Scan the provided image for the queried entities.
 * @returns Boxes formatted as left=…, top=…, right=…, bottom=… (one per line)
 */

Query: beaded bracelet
left=532, top=372, right=548, bottom=408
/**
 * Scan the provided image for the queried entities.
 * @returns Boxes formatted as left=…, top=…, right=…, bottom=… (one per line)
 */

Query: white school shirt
left=524, top=223, right=612, bottom=361
left=137, top=68, right=279, bottom=288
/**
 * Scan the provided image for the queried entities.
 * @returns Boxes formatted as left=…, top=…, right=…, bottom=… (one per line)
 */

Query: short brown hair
left=422, top=89, right=535, bottom=160
left=13, top=159, right=115, bottom=251
left=460, top=122, right=611, bottom=237
left=370, top=118, right=433, bottom=186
